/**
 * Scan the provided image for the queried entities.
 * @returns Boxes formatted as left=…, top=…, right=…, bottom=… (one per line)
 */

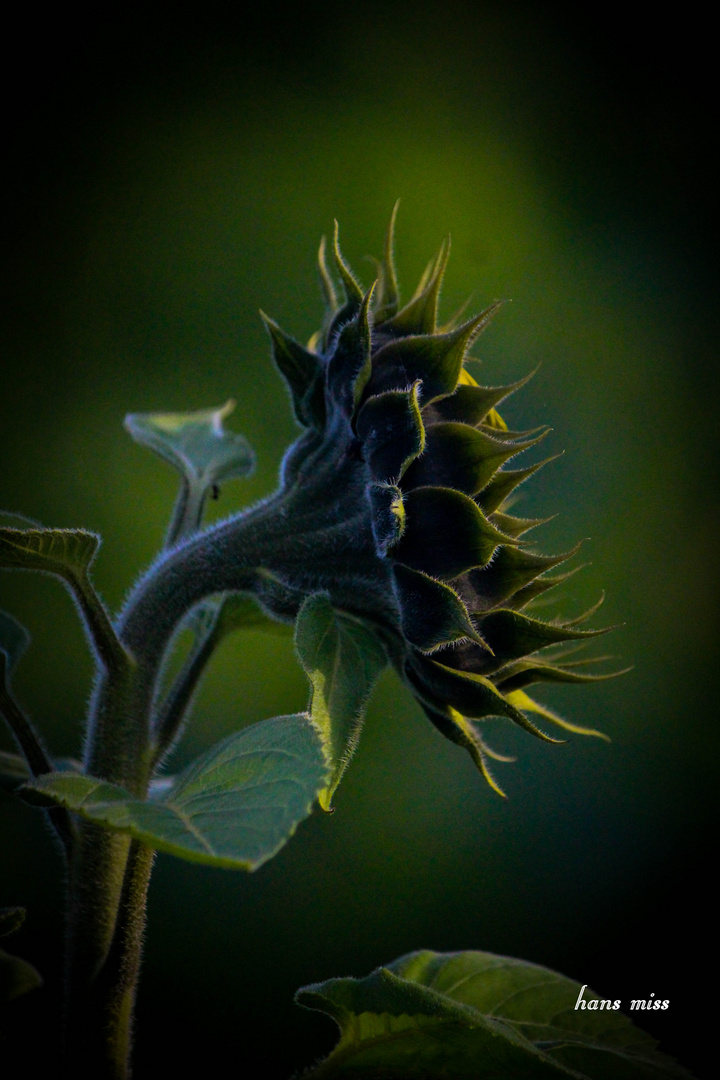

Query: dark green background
left=1, top=5, right=716, bottom=1076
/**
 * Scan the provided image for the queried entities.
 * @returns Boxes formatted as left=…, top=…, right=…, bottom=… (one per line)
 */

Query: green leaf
left=0, top=752, right=83, bottom=790
left=213, top=593, right=293, bottom=638
left=295, top=594, right=387, bottom=811
left=0, top=527, right=128, bottom=675
left=0, top=947, right=43, bottom=1004
left=23, top=715, right=327, bottom=870
left=0, top=527, right=99, bottom=579
left=0, top=751, right=33, bottom=791
left=393, top=487, right=516, bottom=580
left=296, top=949, right=693, bottom=1079
left=124, top=400, right=255, bottom=488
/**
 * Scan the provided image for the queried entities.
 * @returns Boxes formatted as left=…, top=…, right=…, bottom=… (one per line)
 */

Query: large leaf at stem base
left=296, top=949, right=693, bottom=1079
left=22, top=715, right=327, bottom=870
left=295, top=595, right=387, bottom=811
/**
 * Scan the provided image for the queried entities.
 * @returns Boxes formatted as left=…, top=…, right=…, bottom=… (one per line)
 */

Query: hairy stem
left=65, top=567, right=133, bottom=676
left=166, top=477, right=208, bottom=547
left=67, top=440, right=378, bottom=1075
left=0, top=679, right=53, bottom=777
left=65, top=830, right=154, bottom=1078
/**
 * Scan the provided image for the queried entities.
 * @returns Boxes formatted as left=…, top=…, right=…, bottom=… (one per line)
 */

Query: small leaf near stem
left=125, top=404, right=261, bottom=764
left=295, top=594, right=387, bottom=811
left=124, top=401, right=255, bottom=545
left=0, top=528, right=131, bottom=677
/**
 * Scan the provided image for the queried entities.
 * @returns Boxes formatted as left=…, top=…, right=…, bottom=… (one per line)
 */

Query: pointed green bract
left=295, top=595, right=387, bottom=811
left=478, top=609, right=609, bottom=667
left=332, top=220, right=364, bottom=302
left=356, top=383, right=425, bottom=483
left=420, top=703, right=511, bottom=796
left=318, top=234, right=339, bottom=312
left=489, top=509, right=550, bottom=538
left=261, top=313, right=326, bottom=429
left=24, top=716, right=327, bottom=869
left=369, top=305, right=502, bottom=403
left=402, top=422, right=547, bottom=497
left=392, top=565, right=483, bottom=652
left=296, top=950, right=691, bottom=1079
left=505, top=689, right=611, bottom=741
left=327, top=284, right=375, bottom=412
left=406, top=653, right=562, bottom=742
left=462, top=546, right=578, bottom=612
left=433, top=369, right=537, bottom=426
left=477, top=456, right=557, bottom=514
left=394, top=486, right=515, bottom=579
left=368, top=483, right=406, bottom=555
left=496, top=658, right=623, bottom=693
left=382, top=238, right=450, bottom=336
left=372, top=199, right=400, bottom=322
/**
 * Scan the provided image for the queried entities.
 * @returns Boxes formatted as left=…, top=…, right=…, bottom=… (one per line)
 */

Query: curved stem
left=66, top=441, right=384, bottom=1076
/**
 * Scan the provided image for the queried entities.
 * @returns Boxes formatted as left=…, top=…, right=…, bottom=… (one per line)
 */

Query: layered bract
left=259, top=213, right=613, bottom=792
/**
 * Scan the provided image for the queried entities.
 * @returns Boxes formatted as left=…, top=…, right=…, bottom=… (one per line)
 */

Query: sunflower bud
left=258, top=208, right=621, bottom=794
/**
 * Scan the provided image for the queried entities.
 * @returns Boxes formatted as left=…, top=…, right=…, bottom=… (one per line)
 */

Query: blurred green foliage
left=1, top=5, right=716, bottom=1076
